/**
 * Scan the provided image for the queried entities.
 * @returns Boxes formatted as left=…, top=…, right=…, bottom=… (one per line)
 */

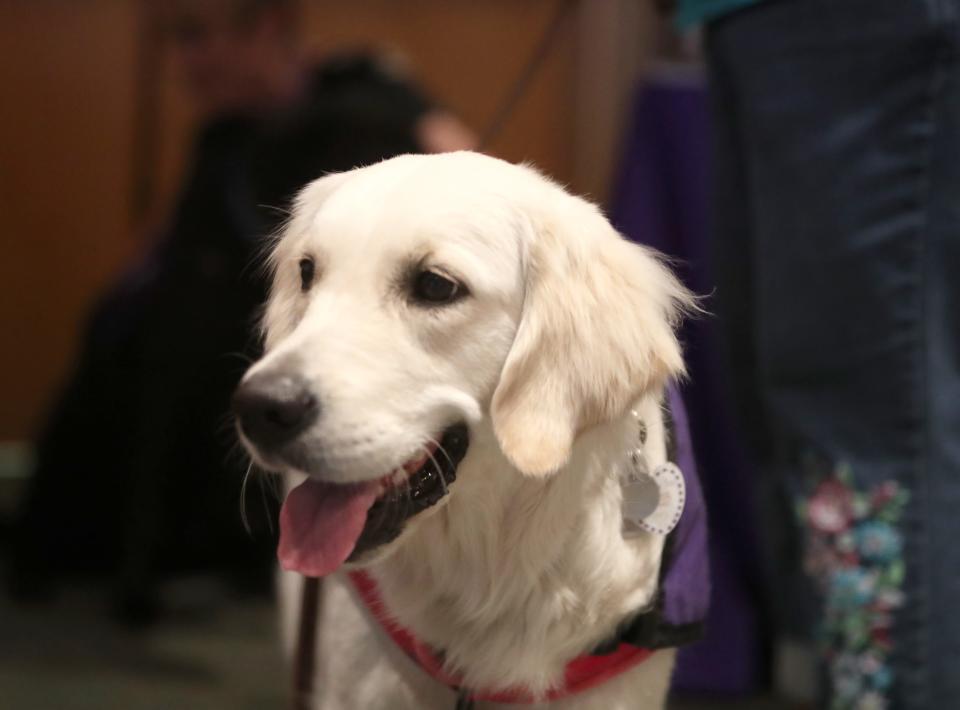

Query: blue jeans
left=707, top=0, right=960, bottom=707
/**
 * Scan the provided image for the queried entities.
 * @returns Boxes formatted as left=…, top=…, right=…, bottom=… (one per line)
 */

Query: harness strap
left=347, top=570, right=654, bottom=704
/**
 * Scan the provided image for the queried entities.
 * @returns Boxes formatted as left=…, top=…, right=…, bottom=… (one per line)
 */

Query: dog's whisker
left=426, top=436, right=454, bottom=467
left=266, top=469, right=284, bottom=501
left=258, top=473, right=276, bottom=534
left=240, top=461, right=254, bottom=535
left=400, top=479, right=414, bottom=521
left=427, top=449, right=447, bottom=494
left=218, top=412, right=242, bottom=439
left=222, top=351, right=255, bottom=366
left=423, top=438, right=451, bottom=494
left=224, top=437, right=256, bottom=472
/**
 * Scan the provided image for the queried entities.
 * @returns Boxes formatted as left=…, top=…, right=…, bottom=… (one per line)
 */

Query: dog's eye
left=412, top=270, right=462, bottom=304
left=299, top=258, right=315, bottom=292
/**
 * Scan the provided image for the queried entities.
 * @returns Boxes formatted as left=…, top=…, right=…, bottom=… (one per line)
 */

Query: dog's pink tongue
left=279, top=478, right=380, bottom=577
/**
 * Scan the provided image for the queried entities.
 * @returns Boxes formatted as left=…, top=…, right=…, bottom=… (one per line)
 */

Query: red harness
left=348, top=570, right=654, bottom=704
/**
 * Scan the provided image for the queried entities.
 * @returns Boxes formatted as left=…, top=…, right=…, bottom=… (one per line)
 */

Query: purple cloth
left=663, top=384, right=710, bottom=628
left=609, top=71, right=765, bottom=694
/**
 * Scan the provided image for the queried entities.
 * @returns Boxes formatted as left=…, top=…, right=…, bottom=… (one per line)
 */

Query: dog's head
left=234, top=152, right=692, bottom=577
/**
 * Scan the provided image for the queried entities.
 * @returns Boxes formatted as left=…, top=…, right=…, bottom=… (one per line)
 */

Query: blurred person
left=674, top=0, right=960, bottom=707
left=9, top=0, right=474, bottom=623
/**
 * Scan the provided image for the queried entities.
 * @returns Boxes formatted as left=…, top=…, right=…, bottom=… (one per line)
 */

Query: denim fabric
left=706, top=0, right=960, bottom=707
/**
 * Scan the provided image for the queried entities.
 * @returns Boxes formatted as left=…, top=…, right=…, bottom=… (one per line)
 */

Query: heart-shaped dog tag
left=622, top=461, right=686, bottom=537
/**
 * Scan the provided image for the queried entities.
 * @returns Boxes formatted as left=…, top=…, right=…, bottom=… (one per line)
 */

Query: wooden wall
left=0, top=1, right=141, bottom=442
left=0, top=0, right=644, bottom=441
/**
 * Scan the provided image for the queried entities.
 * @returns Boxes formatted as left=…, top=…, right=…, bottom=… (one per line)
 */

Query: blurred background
left=0, top=1, right=784, bottom=708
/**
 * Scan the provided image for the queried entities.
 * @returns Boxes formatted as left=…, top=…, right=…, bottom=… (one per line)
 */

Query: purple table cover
left=609, top=67, right=766, bottom=695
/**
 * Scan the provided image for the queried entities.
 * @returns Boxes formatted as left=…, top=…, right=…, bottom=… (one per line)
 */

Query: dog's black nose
left=232, top=374, right=318, bottom=450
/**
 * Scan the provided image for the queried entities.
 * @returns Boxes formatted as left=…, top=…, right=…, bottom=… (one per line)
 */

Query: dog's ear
left=491, top=202, right=693, bottom=477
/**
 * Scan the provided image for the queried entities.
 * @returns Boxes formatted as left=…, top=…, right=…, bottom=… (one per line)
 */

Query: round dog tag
left=622, top=461, right=686, bottom=537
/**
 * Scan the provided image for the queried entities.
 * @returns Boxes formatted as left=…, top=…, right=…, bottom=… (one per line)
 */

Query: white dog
left=234, top=152, right=699, bottom=709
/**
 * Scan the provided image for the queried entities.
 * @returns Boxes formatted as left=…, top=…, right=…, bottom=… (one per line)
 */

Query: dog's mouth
left=278, top=423, right=469, bottom=577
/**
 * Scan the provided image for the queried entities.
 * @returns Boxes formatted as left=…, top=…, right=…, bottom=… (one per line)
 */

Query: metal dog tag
left=622, top=459, right=685, bottom=537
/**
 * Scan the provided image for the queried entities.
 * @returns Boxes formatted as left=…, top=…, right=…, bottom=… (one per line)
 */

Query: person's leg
left=708, top=0, right=960, bottom=706
left=921, top=2, right=960, bottom=700
left=705, top=25, right=787, bottom=690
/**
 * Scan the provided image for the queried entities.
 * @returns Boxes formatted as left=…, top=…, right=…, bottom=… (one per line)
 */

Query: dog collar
left=348, top=569, right=653, bottom=704
left=345, top=384, right=708, bottom=706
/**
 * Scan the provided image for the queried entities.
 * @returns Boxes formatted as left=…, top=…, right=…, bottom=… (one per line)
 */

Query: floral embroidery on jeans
left=795, top=460, right=909, bottom=710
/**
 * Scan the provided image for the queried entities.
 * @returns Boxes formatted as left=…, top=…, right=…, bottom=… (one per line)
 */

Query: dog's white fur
left=242, top=152, right=694, bottom=709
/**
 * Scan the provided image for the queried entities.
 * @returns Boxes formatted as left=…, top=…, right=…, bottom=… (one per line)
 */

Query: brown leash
left=293, top=576, right=321, bottom=710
